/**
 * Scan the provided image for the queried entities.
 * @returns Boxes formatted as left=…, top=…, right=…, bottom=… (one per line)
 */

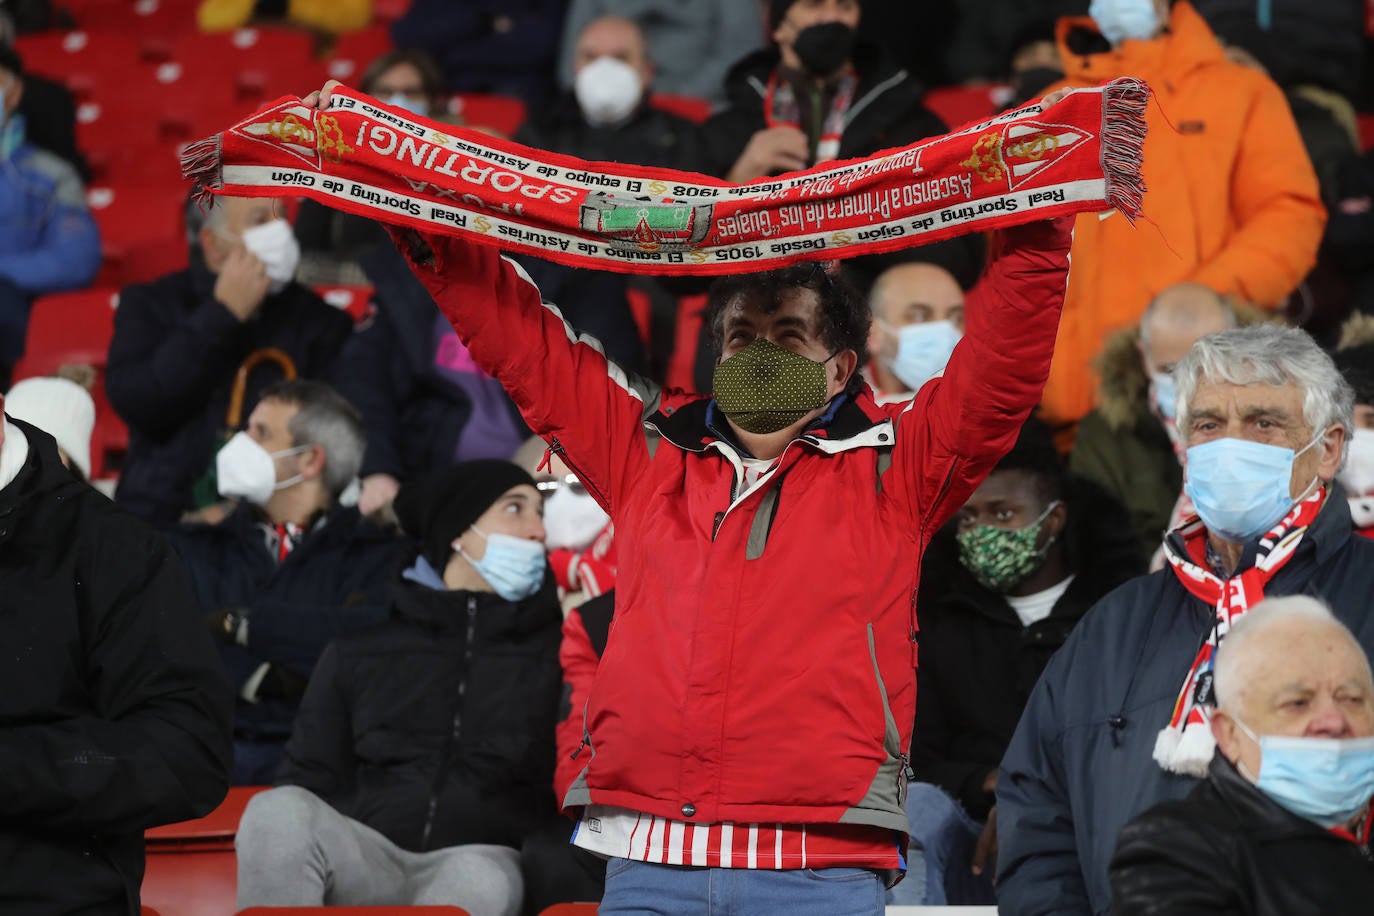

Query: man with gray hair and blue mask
left=997, top=323, right=1374, bottom=916
left=1110, top=596, right=1374, bottom=914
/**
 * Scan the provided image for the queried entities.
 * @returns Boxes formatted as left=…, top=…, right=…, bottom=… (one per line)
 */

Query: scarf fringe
left=1100, top=78, right=1149, bottom=224
left=1153, top=723, right=1215, bottom=778
left=179, top=133, right=223, bottom=206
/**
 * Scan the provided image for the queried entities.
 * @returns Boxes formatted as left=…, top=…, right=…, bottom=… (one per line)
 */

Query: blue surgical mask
left=1183, top=435, right=1322, bottom=542
left=384, top=93, right=430, bottom=119
left=1089, top=0, right=1161, bottom=46
left=881, top=319, right=962, bottom=391
left=460, top=525, right=546, bottom=602
left=1149, top=370, right=1177, bottom=421
left=1234, top=717, right=1374, bottom=828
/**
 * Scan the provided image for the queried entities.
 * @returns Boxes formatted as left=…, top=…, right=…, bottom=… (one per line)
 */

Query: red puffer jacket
left=397, top=218, right=1070, bottom=835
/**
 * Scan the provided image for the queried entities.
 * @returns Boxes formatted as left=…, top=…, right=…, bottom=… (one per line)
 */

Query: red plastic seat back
left=453, top=94, right=527, bottom=137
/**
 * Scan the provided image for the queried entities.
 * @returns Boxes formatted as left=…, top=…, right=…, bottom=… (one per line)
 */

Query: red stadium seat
left=141, top=787, right=270, bottom=916
left=324, top=24, right=395, bottom=83
left=923, top=83, right=1007, bottom=130
left=85, top=183, right=189, bottom=287
left=313, top=283, right=376, bottom=325
left=538, top=905, right=600, bottom=915
left=68, top=0, right=199, bottom=41
left=649, top=93, right=713, bottom=125
left=1360, top=113, right=1374, bottom=153
left=452, top=94, right=527, bottom=137
left=666, top=293, right=709, bottom=394
left=237, top=910, right=468, bottom=915
left=15, top=30, right=156, bottom=99
left=11, top=287, right=125, bottom=478
left=171, top=27, right=327, bottom=106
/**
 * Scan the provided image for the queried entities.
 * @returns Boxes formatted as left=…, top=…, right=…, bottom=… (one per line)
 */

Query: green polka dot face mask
left=956, top=501, right=1061, bottom=594
left=712, top=337, right=833, bottom=435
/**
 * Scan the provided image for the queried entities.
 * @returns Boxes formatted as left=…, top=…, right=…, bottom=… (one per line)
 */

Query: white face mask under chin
left=215, top=431, right=311, bottom=505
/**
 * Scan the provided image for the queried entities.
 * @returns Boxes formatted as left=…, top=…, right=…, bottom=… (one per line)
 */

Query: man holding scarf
left=997, top=323, right=1374, bottom=916
left=306, top=74, right=1075, bottom=914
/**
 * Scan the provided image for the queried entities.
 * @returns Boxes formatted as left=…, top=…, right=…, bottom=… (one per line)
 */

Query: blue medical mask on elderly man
left=1231, top=717, right=1374, bottom=828
left=1089, top=0, right=1161, bottom=45
left=1183, top=432, right=1325, bottom=543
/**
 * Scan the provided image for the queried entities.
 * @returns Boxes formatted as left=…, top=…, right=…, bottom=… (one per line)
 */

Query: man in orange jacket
left=1039, top=0, right=1324, bottom=444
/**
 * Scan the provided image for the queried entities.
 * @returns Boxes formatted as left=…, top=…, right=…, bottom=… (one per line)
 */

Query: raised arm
left=389, top=228, right=658, bottom=516
left=883, top=217, right=1073, bottom=535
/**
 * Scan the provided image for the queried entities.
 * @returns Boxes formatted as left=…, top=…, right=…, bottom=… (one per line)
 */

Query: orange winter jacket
left=1040, top=2, right=1324, bottom=438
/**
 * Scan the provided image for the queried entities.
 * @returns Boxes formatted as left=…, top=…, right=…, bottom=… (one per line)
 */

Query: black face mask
left=792, top=22, right=857, bottom=77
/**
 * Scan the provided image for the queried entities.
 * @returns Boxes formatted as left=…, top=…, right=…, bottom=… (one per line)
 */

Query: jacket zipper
left=420, top=594, right=478, bottom=851
left=549, top=437, right=609, bottom=507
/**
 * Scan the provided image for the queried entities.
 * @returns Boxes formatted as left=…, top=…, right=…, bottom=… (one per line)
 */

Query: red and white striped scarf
left=1155, top=488, right=1326, bottom=775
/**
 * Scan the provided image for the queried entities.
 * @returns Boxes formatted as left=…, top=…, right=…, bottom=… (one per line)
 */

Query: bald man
left=1110, top=597, right=1374, bottom=915
left=863, top=261, right=966, bottom=404
left=1070, top=282, right=1237, bottom=559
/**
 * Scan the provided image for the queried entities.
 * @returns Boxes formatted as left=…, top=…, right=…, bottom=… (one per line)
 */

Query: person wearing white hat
left=4, top=375, right=95, bottom=480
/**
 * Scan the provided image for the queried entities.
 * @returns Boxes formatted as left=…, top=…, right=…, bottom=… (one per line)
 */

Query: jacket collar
left=0, top=418, right=85, bottom=548
left=648, top=386, right=894, bottom=458
left=1206, top=752, right=1366, bottom=844
left=728, top=39, right=913, bottom=115
left=1056, top=2, right=1224, bottom=85
left=390, top=573, right=559, bottom=639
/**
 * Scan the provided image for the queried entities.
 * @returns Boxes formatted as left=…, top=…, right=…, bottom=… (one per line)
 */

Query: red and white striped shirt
left=572, top=804, right=904, bottom=872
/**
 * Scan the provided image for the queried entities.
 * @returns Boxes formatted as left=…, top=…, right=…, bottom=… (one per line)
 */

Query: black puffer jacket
left=277, top=573, right=562, bottom=851
left=697, top=40, right=948, bottom=179
left=0, top=419, right=233, bottom=915
left=1110, top=753, right=1374, bottom=916
left=910, top=475, right=1143, bottom=820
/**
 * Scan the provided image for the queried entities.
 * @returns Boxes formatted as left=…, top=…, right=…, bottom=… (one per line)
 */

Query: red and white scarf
left=1156, top=489, right=1327, bottom=775
left=765, top=69, right=858, bottom=163
left=182, top=80, right=1147, bottom=276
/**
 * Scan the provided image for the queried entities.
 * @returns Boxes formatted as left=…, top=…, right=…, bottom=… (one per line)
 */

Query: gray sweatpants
left=236, top=785, right=522, bottom=915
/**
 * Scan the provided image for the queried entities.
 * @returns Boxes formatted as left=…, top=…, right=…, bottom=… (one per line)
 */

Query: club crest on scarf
left=578, top=191, right=713, bottom=253
left=961, top=121, right=1092, bottom=191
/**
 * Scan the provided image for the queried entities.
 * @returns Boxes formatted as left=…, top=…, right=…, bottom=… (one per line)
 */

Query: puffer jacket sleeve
left=389, top=229, right=657, bottom=517
left=0, top=511, right=233, bottom=834
left=884, top=217, right=1072, bottom=536
left=0, top=153, right=100, bottom=293
left=1187, top=75, right=1325, bottom=307
left=276, top=641, right=356, bottom=801
left=996, top=638, right=1094, bottom=916
left=1109, top=804, right=1242, bottom=916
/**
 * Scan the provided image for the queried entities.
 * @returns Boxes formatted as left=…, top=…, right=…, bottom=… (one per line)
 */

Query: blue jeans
left=599, top=858, right=884, bottom=916
left=886, top=782, right=995, bottom=906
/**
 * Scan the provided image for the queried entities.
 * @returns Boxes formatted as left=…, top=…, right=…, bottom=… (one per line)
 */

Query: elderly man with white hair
left=1109, top=596, right=1374, bottom=914
left=996, top=324, right=1374, bottom=916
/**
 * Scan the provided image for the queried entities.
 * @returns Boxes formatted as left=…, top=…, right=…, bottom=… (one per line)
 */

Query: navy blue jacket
left=996, top=492, right=1374, bottom=916
left=108, top=256, right=353, bottom=523
left=165, top=503, right=410, bottom=741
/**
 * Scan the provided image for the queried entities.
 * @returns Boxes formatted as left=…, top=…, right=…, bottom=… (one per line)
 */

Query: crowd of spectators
left=4, top=0, right=1374, bottom=913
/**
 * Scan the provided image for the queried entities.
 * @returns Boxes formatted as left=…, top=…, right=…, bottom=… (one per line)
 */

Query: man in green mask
left=308, top=62, right=1078, bottom=901
left=899, top=416, right=1142, bottom=906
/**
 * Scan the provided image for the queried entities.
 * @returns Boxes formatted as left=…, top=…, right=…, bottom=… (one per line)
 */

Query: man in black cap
left=236, top=459, right=562, bottom=912
left=698, top=0, right=946, bottom=184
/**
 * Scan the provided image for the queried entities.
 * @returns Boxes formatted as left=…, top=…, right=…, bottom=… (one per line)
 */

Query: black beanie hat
left=770, top=0, right=861, bottom=31
left=394, top=459, right=537, bottom=571
left=1335, top=345, right=1374, bottom=407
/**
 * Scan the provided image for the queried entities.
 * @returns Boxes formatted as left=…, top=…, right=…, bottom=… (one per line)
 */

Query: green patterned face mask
left=956, top=501, right=1061, bottom=594
left=712, top=337, right=832, bottom=434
